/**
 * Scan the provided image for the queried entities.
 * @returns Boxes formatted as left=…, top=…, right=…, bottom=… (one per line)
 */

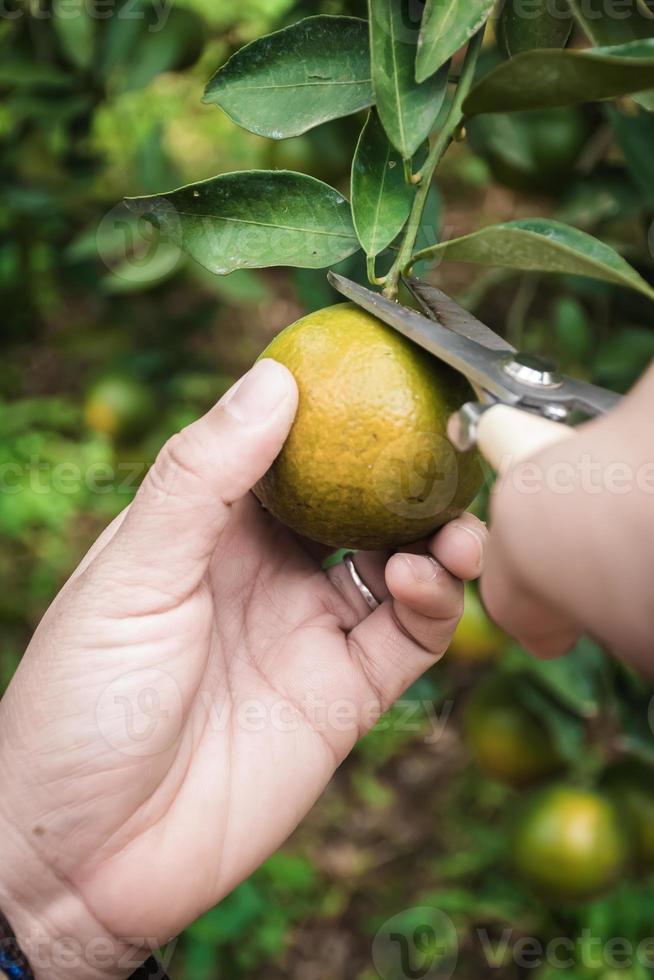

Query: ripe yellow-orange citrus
left=513, top=785, right=628, bottom=900
left=254, top=303, right=484, bottom=550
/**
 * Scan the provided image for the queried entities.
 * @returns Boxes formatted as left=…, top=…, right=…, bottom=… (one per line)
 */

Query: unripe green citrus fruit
left=513, top=785, right=628, bottom=900
left=464, top=676, right=563, bottom=788
left=84, top=375, right=156, bottom=443
left=254, top=303, right=484, bottom=550
left=468, top=108, right=588, bottom=194
left=448, top=583, right=508, bottom=663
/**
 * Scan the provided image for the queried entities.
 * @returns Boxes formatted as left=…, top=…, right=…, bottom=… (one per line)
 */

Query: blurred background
left=2, top=0, right=654, bottom=977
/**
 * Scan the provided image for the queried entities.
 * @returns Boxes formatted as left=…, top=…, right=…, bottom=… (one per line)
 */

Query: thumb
left=95, top=359, right=297, bottom=600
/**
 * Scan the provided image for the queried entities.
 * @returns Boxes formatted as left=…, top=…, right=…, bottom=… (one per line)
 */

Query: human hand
left=0, top=359, right=486, bottom=979
left=481, top=363, right=654, bottom=666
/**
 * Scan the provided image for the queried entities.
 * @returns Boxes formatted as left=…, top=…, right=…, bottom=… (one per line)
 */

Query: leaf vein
left=173, top=211, right=356, bottom=240
left=213, top=79, right=372, bottom=92
left=388, top=1, right=407, bottom=155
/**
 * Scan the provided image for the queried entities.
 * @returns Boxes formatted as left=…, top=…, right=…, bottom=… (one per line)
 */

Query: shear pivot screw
left=503, top=354, right=563, bottom=389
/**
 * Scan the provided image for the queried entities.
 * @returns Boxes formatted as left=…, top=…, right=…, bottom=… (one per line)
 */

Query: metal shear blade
left=327, top=272, right=621, bottom=419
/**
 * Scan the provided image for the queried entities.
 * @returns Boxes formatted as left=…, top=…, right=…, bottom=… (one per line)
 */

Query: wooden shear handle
left=477, top=404, right=575, bottom=475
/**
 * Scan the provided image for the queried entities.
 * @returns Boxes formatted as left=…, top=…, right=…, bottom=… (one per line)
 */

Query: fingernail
left=450, top=519, right=487, bottom=566
left=223, top=359, right=293, bottom=424
left=401, top=554, right=440, bottom=583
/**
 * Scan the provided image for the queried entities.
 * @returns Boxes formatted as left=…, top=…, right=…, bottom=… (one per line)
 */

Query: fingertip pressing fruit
left=253, top=303, right=484, bottom=550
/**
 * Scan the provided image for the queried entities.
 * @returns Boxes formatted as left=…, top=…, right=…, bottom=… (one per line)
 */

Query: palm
left=0, top=371, right=484, bottom=975
left=5, top=497, right=381, bottom=943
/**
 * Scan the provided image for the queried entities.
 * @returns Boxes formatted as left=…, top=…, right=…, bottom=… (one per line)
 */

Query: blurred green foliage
left=2, top=0, right=654, bottom=977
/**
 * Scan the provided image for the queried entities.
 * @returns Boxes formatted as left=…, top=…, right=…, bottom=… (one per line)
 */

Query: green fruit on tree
left=448, top=583, right=508, bottom=663
left=602, top=757, right=654, bottom=871
left=467, top=108, right=588, bottom=194
left=464, top=675, right=563, bottom=788
left=254, top=304, right=484, bottom=550
left=513, top=785, right=628, bottom=900
left=84, top=375, right=157, bottom=443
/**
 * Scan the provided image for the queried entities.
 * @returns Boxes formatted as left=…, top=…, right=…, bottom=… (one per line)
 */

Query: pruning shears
left=327, top=272, right=622, bottom=472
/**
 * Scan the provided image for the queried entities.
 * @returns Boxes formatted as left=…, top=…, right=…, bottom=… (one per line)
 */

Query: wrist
left=0, top=814, right=146, bottom=980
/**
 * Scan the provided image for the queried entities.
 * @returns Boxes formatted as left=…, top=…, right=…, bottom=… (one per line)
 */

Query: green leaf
left=100, top=2, right=204, bottom=89
left=53, top=0, right=97, bottom=71
left=594, top=326, right=654, bottom=391
left=415, top=218, right=654, bottom=299
left=351, top=110, right=415, bottom=256
left=498, top=0, right=573, bottom=56
left=607, top=103, right=654, bottom=205
left=611, top=664, right=654, bottom=766
left=464, top=39, right=654, bottom=115
left=369, top=0, right=448, bottom=158
left=512, top=675, right=587, bottom=765
left=125, top=171, right=360, bottom=276
left=203, top=16, right=373, bottom=139
left=570, top=0, right=654, bottom=48
left=505, top=637, right=607, bottom=719
left=413, top=184, right=442, bottom=275
left=416, top=0, right=494, bottom=83
left=553, top=296, right=593, bottom=363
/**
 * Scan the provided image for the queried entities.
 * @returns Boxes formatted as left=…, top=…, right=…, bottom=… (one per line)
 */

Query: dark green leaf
left=203, top=16, right=373, bottom=139
left=414, top=218, right=654, bottom=299
left=351, top=110, right=415, bottom=256
left=553, top=296, right=593, bottom=363
left=504, top=637, right=607, bottom=719
left=417, top=0, right=494, bottom=82
left=100, top=2, right=205, bottom=90
left=187, top=880, right=265, bottom=944
left=464, top=39, right=654, bottom=115
left=570, top=0, right=654, bottom=48
left=125, top=171, right=360, bottom=276
left=498, top=0, right=573, bottom=56
left=607, top=104, right=654, bottom=204
left=413, top=184, right=442, bottom=275
left=558, top=168, right=644, bottom=227
left=466, top=107, right=588, bottom=193
left=53, top=0, right=96, bottom=71
left=123, top=7, right=205, bottom=92
left=594, top=327, right=654, bottom=391
left=369, top=0, right=448, bottom=158
left=611, top=664, right=654, bottom=765
left=512, top=675, right=587, bottom=765
left=0, top=59, right=75, bottom=89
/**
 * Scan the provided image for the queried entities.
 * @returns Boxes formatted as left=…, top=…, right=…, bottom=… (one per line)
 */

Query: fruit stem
left=383, top=28, right=485, bottom=300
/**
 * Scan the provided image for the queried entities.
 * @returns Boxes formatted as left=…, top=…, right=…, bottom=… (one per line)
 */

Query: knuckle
left=145, top=431, right=201, bottom=503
